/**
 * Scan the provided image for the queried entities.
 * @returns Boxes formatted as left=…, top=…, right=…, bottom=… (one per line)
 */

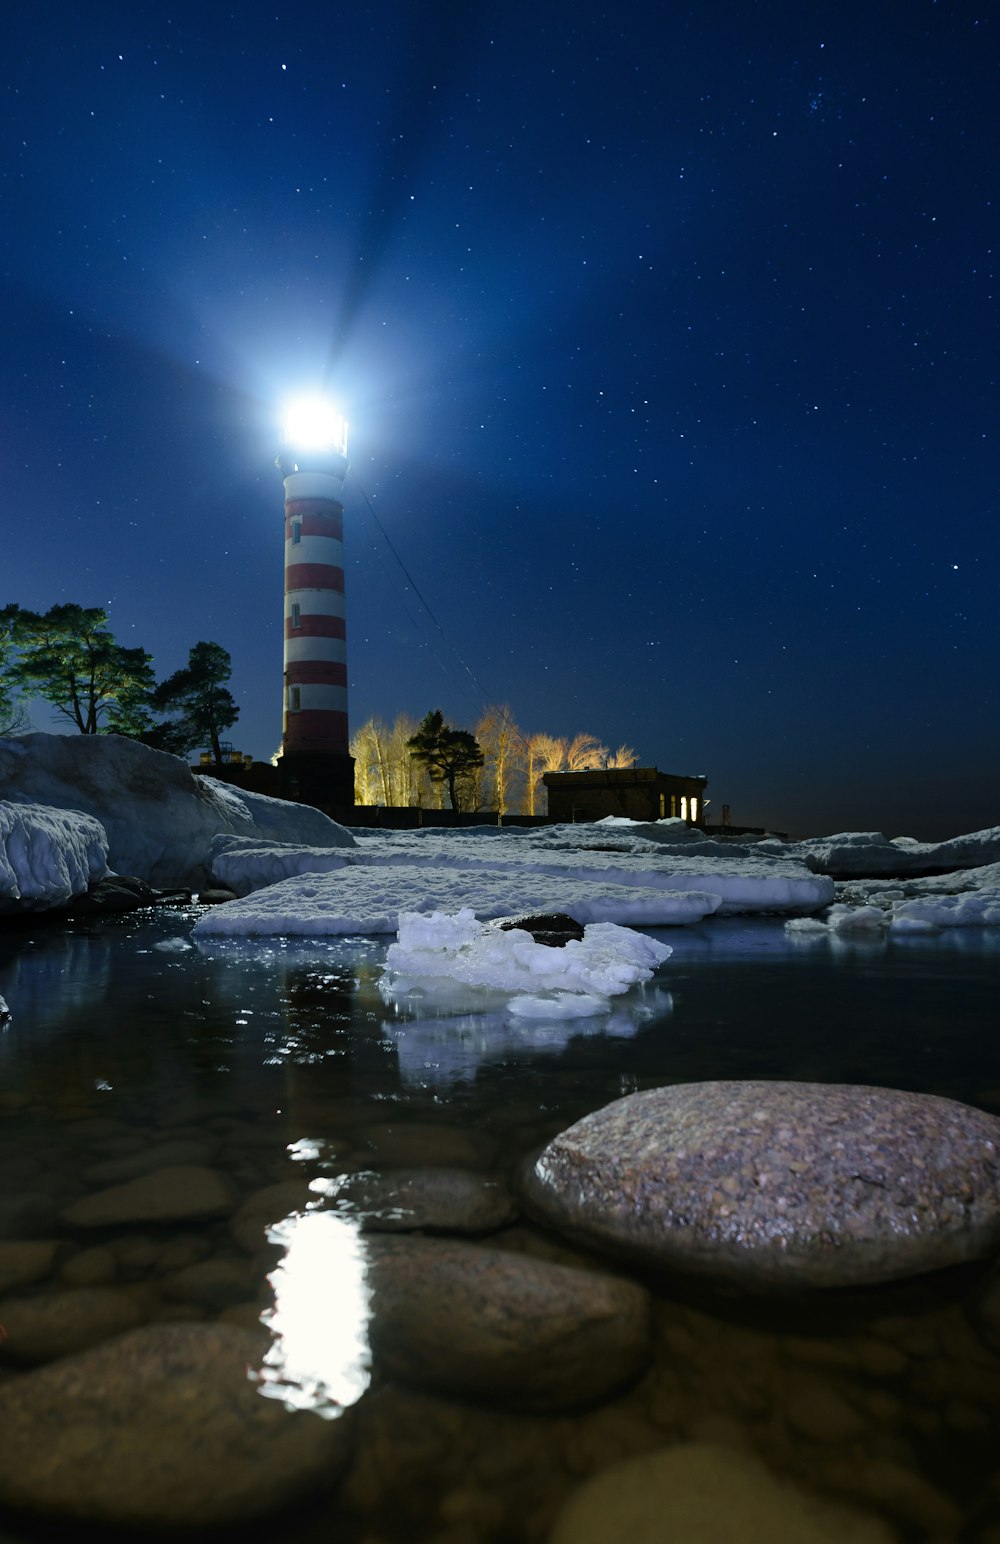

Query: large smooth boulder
left=0, top=1323, right=352, bottom=1527
left=522, top=1081, right=1000, bottom=1289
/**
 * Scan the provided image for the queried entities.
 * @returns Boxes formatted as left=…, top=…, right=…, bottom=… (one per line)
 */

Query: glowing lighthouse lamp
left=275, top=395, right=355, bottom=809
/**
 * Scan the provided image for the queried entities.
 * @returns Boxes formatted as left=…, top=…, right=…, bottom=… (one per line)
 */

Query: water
left=1, top=908, right=999, bottom=1541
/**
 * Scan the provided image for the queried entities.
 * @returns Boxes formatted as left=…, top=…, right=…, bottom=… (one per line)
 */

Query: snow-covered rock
left=0, top=734, right=354, bottom=889
left=0, top=802, right=108, bottom=913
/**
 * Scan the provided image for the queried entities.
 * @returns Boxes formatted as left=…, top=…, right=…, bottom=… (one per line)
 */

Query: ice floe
left=381, top=908, right=671, bottom=1000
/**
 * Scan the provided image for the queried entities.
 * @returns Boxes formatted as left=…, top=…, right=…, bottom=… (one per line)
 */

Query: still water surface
left=1, top=909, right=999, bottom=1541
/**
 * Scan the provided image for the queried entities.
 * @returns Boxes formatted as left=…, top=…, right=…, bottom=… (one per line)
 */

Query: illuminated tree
left=352, top=713, right=421, bottom=805
left=521, top=731, right=564, bottom=815
left=565, top=732, right=610, bottom=770
left=0, top=612, right=26, bottom=734
left=606, top=743, right=638, bottom=769
left=475, top=706, right=523, bottom=816
left=1, top=603, right=155, bottom=736
left=407, top=709, right=484, bottom=812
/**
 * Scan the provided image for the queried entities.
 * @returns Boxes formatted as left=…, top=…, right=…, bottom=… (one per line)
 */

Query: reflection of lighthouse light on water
left=255, top=1209, right=372, bottom=1418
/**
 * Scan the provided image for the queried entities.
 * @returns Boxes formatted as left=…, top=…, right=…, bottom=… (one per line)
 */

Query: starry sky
left=2, top=0, right=997, bottom=839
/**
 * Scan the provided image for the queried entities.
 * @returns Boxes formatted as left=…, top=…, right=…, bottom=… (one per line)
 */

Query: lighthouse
left=275, top=397, right=355, bottom=810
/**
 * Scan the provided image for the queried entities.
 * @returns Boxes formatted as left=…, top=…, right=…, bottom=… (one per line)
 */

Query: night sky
left=3, top=1, right=997, bottom=839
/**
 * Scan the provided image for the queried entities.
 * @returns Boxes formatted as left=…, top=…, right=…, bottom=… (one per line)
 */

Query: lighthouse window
left=290, top=687, right=301, bottom=712
left=291, top=603, right=301, bottom=629
left=291, top=522, right=302, bottom=545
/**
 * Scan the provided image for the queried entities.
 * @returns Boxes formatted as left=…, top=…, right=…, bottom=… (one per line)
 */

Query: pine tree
left=149, top=641, right=238, bottom=763
left=1, top=603, right=155, bottom=735
left=407, top=709, right=484, bottom=812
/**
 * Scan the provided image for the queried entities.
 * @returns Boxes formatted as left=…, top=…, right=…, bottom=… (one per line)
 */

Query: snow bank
left=772, top=826, right=1000, bottom=878
left=0, top=802, right=108, bottom=913
left=192, top=864, right=722, bottom=937
left=382, top=908, right=672, bottom=1003
left=348, top=828, right=833, bottom=916
left=208, top=834, right=354, bottom=896
left=0, top=733, right=354, bottom=888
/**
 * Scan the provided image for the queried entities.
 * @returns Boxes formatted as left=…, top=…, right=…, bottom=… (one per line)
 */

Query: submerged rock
left=548, top=1443, right=896, bottom=1543
left=0, top=1241, right=57, bottom=1295
left=0, top=1286, right=143, bottom=1365
left=320, top=1167, right=517, bottom=1234
left=365, top=1235, right=651, bottom=1411
left=0, top=1323, right=352, bottom=1527
left=61, top=1164, right=237, bottom=1228
left=522, top=1081, right=1000, bottom=1289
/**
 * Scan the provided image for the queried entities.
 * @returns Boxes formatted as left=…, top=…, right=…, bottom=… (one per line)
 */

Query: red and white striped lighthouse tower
left=275, top=398, right=355, bottom=809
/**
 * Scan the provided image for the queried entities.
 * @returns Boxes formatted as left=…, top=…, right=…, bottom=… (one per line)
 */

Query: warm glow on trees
left=475, top=706, right=521, bottom=816
left=352, top=705, right=639, bottom=815
left=351, top=713, right=420, bottom=805
left=564, top=732, right=610, bottom=771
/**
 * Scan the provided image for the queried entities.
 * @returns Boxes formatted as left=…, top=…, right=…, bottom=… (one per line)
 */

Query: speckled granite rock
left=0, top=1323, right=352, bottom=1527
left=61, top=1165, right=237, bottom=1228
left=522, top=1081, right=1000, bottom=1289
left=321, top=1167, right=517, bottom=1234
left=0, top=1287, right=144, bottom=1365
left=548, top=1443, right=896, bottom=1543
left=366, top=1235, right=650, bottom=1411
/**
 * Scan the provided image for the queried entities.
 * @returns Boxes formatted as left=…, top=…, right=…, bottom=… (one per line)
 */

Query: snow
left=785, top=884, right=1000, bottom=936
left=197, top=822, right=831, bottom=934
left=0, top=733, right=353, bottom=888
left=0, top=801, right=108, bottom=913
left=208, top=834, right=354, bottom=896
left=381, top=908, right=671, bottom=1003
left=192, top=863, right=722, bottom=936
left=890, top=893, right=1000, bottom=930
left=769, top=826, right=1000, bottom=878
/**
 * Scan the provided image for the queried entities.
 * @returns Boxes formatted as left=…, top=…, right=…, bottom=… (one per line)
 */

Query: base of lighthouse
left=277, top=749, right=356, bottom=811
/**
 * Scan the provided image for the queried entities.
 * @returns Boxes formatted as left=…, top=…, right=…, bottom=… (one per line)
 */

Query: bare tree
left=565, top=732, right=610, bottom=771
left=476, top=706, right=523, bottom=816
left=606, top=743, right=638, bottom=769
left=521, top=731, right=565, bottom=815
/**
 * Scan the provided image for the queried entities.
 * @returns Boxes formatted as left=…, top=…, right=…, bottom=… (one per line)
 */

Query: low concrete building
left=543, top=766, right=708, bottom=825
